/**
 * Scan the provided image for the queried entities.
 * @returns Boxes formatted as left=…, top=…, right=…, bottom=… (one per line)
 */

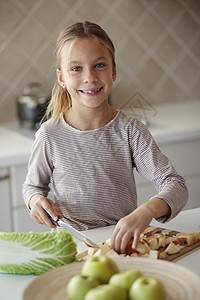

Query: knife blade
left=50, top=216, right=99, bottom=248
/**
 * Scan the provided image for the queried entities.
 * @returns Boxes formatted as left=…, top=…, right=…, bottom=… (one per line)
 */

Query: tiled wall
left=0, top=0, right=200, bottom=122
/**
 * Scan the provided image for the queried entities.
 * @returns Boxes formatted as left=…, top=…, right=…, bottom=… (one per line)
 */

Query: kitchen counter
left=0, top=208, right=200, bottom=300
left=0, top=126, right=33, bottom=167
left=147, top=100, right=200, bottom=143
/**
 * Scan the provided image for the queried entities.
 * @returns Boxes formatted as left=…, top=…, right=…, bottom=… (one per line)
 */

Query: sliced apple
left=165, top=242, right=180, bottom=254
left=159, top=251, right=167, bottom=259
left=105, top=238, right=112, bottom=247
left=146, top=236, right=160, bottom=250
left=93, top=243, right=110, bottom=256
left=157, top=235, right=166, bottom=248
left=143, top=241, right=151, bottom=252
left=165, top=236, right=178, bottom=245
left=178, top=232, right=198, bottom=246
left=148, top=250, right=159, bottom=259
left=135, top=241, right=148, bottom=255
left=88, top=247, right=99, bottom=256
left=143, top=226, right=157, bottom=234
left=106, top=249, right=119, bottom=257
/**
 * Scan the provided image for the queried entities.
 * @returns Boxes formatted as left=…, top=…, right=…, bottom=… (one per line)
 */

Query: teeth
left=83, top=88, right=101, bottom=94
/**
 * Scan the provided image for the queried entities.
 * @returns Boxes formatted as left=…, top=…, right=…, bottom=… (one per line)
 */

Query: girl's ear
left=57, top=69, right=66, bottom=88
left=112, top=68, right=116, bottom=82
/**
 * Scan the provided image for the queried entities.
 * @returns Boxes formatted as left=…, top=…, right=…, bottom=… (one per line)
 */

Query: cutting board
left=76, top=226, right=200, bottom=262
left=143, top=226, right=200, bottom=262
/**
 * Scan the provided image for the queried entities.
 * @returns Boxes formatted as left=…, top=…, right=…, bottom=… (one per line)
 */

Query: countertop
left=0, top=208, right=200, bottom=300
left=122, top=99, right=200, bottom=143
left=0, top=126, right=33, bottom=167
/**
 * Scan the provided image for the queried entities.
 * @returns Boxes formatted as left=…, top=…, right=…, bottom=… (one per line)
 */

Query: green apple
left=109, top=269, right=142, bottom=292
left=66, top=274, right=99, bottom=300
left=84, top=284, right=127, bottom=300
left=81, top=255, right=119, bottom=284
left=129, top=276, right=166, bottom=300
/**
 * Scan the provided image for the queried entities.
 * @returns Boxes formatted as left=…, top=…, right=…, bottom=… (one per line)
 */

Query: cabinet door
left=0, top=168, right=12, bottom=231
left=10, top=164, right=28, bottom=207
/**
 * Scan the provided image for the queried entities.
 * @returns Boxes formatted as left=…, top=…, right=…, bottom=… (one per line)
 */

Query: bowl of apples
left=24, top=255, right=200, bottom=300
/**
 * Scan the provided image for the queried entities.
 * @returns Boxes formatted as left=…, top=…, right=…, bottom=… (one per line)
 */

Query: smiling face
left=57, top=38, right=116, bottom=111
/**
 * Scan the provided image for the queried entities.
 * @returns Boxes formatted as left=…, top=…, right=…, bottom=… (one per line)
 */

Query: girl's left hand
left=111, top=203, right=154, bottom=254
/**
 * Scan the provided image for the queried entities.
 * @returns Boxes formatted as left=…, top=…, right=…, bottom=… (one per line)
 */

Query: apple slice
left=106, top=249, right=119, bottom=257
left=135, top=241, right=148, bottom=255
left=148, top=250, right=159, bottom=259
left=165, top=242, right=180, bottom=254
left=105, top=238, right=112, bottom=247
left=158, top=235, right=166, bottom=248
left=93, top=243, right=110, bottom=256
left=178, top=232, right=198, bottom=246
left=88, top=247, right=99, bottom=256
left=165, top=236, right=178, bottom=245
left=146, top=236, right=160, bottom=250
left=159, top=251, right=167, bottom=259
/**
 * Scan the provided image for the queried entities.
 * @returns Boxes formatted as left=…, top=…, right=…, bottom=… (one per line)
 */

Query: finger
left=30, top=211, right=44, bottom=225
left=113, top=233, right=123, bottom=254
left=111, top=226, right=120, bottom=251
left=51, top=202, right=63, bottom=219
left=40, top=210, right=57, bottom=228
left=120, top=232, right=133, bottom=254
left=44, top=201, right=62, bottom=222
left=131, top=230, right=141, bottom=250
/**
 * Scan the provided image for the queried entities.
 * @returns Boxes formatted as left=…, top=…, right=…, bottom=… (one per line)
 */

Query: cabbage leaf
left=0, top=230, right=77, bottom=275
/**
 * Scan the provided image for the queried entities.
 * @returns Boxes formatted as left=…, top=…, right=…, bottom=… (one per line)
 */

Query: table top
left=0, top=208, right=200, bottom=300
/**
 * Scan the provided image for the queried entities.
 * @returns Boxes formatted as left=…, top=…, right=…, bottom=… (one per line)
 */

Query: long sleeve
left=131, top=119, right=188, bottom=222
left=22, top=124, right=53, bottom=208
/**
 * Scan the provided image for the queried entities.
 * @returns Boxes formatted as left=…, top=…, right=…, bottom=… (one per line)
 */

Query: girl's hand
left=29, top=194, right=63, bottom=229
left=111, top=198, right=170, bottom=254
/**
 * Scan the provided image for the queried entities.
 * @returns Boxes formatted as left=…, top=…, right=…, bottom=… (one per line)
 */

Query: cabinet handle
left=0, top=175, right=9, bottom=181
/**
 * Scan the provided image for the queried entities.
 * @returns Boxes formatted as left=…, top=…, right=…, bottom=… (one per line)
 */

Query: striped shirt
left=23, top=111, right=188, bottom=230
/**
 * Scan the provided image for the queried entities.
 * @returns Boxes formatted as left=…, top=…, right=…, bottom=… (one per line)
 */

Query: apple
left=81, top=255, right=119, bottom=284
left=165, top=242, right=180, bottom=254
left=84, top=284, right=127, bottom=300
left=109, top=269, right=142, bottom=292
left=66, top=274, right=99, bottom=300
left=129, top=276, right=166, bottom=300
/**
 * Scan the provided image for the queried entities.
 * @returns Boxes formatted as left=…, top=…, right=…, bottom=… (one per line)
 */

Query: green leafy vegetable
left=0, top=230, right=77, bottom=275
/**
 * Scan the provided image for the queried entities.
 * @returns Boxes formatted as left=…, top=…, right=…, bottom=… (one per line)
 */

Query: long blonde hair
left=44, top=21, right=116, bottom=122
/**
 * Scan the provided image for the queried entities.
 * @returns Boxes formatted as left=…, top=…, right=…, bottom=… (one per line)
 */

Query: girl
left=23, top=21, right=188, bottom=254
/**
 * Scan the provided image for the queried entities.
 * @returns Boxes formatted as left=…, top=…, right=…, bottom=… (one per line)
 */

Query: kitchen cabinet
left=0, top=163, right=48, bottom=232
left=0, top=167, right=12, bottom=231
left=0, top=126, right=48, bottom=232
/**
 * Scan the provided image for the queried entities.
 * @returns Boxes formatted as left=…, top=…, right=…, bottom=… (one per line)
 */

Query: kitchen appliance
left=16, top=82, right=50, bottom=129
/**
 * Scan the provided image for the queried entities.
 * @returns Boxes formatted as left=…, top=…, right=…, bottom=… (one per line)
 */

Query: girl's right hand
left=29, top=194, right=63, bottom=229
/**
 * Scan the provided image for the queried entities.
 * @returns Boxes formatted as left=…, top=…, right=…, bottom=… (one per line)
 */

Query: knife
left=49, top=216, right=99, bottom=248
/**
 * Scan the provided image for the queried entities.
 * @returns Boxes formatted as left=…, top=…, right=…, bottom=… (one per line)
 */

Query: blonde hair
left=44, top=21, right=116, bottom=122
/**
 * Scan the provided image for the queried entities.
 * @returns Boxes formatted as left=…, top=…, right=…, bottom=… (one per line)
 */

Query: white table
left=0, top=208, right=200, bottom=300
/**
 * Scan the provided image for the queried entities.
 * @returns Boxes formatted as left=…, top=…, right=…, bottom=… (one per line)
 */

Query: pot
left=17, top=82, right=50, bottom=129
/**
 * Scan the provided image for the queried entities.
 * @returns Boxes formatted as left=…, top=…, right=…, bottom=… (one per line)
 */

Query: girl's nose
left=84, top=68, right=98, bottom=83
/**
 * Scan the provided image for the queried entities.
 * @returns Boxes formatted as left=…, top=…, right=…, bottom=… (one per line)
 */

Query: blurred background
left=0, top=0, right=200, bottom=232
left=0, top=0, right=200, bottom=123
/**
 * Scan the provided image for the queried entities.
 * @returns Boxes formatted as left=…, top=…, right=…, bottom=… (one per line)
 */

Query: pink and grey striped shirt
left=23, top=111, right=188, bottom=230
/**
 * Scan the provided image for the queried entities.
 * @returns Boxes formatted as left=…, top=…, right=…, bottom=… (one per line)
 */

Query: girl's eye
left=95, top=63, right=105, bottom=68
left=71, top=66, right=82, bottom=72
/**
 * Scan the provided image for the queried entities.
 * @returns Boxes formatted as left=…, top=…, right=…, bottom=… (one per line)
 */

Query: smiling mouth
left=80, top=87, right=103, bottom=94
